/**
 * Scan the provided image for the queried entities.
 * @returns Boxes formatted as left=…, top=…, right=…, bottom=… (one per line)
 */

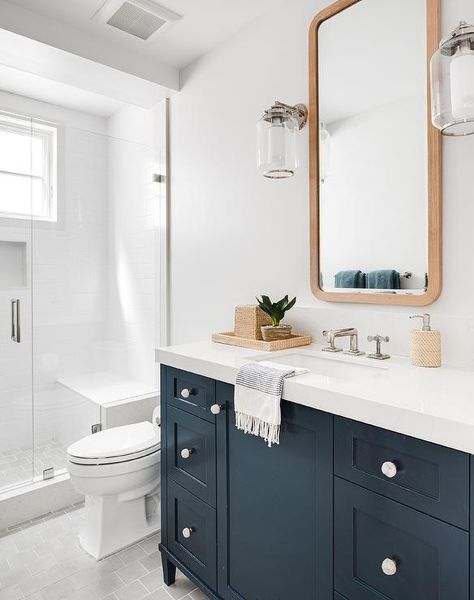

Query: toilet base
left=80, top=493, right=160, bottom=560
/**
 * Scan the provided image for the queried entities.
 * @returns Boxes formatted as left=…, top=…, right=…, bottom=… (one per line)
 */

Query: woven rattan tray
left=212, top=332, right=312, bottom=352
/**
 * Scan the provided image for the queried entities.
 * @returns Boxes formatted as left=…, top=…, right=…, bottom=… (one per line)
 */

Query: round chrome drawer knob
left=381, top=461, right=398, bottom=478
left=180, top=388, right=192, bottom=399
left=210, top=404, right=222, bottom=415
left=182, top=527, right=193, bottom=539
left=180, top=448, right=192, bottom=459
left=381, top=558, right=397, bottom=576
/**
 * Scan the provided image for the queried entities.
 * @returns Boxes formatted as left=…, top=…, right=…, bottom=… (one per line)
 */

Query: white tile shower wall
left=106, top=106, right=160, bottom=390
left=168, top=0, right=474, bottom=368
left=0, top=91, right=108, bottom=454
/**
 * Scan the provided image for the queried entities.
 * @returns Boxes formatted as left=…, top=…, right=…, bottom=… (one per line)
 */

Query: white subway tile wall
left=0, top=96, right=159, bottom=493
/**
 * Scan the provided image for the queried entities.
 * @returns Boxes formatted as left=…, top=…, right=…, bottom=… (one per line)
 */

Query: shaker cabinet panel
left=166, top=406, right=216, bottom=506
left=216, top=382, right=333, bottom=600
left=334, top=417, right=469, bottom=529
left=334, top=477, right=469, bottom=600
left=167, top=480, right=217, bottom=589
left=166, top=367, right=216, bottom=422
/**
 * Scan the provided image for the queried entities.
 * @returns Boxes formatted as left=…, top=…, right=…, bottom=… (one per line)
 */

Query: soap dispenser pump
left=409, top=313, right=441, bottom=368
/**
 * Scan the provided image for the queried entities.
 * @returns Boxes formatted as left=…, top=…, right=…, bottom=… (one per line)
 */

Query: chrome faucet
left=322, top=328, right=365, bottom=356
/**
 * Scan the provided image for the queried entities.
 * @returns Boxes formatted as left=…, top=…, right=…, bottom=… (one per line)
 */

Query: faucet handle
left=367, top=335, right=390, bottom=360
left=321, top=330, right=343, bottom=353
left=367, top=335, right=390, bottom=343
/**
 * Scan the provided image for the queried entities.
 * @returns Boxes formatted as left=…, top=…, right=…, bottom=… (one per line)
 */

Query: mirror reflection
left=318, top=0, right=428, bottom=295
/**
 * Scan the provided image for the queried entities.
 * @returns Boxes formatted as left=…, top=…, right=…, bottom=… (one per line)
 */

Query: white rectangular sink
left=246, top=349, right=387, bottom=382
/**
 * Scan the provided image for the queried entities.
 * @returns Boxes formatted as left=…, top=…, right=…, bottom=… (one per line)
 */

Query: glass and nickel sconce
left=431, top=21, right=474, bottom=136
left=257, top=101, right=308, bottom=178
left=319, top=122, right=330, bottom=183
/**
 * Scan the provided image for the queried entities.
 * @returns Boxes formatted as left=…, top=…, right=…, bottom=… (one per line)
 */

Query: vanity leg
left=162, top=557, right=176, bottom=586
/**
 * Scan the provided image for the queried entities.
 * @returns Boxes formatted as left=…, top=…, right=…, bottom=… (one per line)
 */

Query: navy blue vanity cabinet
left=215, top=382, right=333, bottom=600
left=160, top=365, right=474, bottom=600
left=161, top=367, right=219, bottom=592
left=160, top=365, right=333, bottom=600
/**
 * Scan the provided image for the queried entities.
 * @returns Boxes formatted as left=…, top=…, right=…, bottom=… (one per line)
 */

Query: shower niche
left=0, top=240, right=27, bottom=289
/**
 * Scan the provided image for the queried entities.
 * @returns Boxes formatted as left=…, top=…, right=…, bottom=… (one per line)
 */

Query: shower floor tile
left=0, top=506, right=197, bottom=600
left=0, top=441, right=68, bottom=489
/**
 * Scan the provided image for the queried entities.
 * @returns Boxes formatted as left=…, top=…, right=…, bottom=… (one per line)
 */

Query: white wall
left=169, top=0, right=474, bottom=368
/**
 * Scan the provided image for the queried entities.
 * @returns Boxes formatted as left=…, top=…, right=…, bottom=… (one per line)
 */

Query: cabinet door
left=166, top=406, right=216, bottom=506
left=334, top=477, right=469, bottom=600
left=216, top=382, right=333, bottom=600
left=334, top=417, right=469, bottom=529
left=167, top=480, right=217, bottom=589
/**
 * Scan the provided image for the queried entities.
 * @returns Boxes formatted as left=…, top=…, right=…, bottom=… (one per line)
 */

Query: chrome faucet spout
left=322, top=328, right=365, bottom=356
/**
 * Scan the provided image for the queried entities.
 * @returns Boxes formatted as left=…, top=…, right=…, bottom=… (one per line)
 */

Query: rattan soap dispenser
left=409, top=313, right=441, bottom=368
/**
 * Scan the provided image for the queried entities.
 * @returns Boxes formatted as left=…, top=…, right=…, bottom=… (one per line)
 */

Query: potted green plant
left=256, top=295, right=297, bottom=341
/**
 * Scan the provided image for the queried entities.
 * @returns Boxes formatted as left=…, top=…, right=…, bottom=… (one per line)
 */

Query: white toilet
left=67, top=419, right=161, bottom=560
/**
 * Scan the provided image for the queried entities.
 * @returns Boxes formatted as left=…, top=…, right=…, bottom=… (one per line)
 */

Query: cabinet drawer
left=166, top=368, right=217, bottom=422
left=167, top=480, right=216, bottom=589
left=334, top=478, right=469, bottom=600
left=167, top=406, right=216, bottom=506
left=334, top=417, right=469, bottom=529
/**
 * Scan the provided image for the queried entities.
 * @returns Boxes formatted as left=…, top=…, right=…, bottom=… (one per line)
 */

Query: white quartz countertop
left=156, top=342, right=474, bottom=454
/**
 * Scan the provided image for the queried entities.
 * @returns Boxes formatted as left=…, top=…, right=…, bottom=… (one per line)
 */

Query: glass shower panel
left=0, top=113, right=34, bottom=492
left=31, top=123, right=102, bottom=478
left=105, top=134, right=159, bottom=397
left=31, top=124, right=158, bottom=479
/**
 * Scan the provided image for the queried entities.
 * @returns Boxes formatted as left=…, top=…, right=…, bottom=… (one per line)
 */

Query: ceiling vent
left=93, top=0, right=181, bottom=41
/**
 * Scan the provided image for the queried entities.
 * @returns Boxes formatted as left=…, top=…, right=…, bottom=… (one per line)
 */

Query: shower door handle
left=11, top=299, right=20, bottom=343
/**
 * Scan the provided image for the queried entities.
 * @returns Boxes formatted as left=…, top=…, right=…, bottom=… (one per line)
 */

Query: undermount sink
left=246, top=349, right=388, bottom=382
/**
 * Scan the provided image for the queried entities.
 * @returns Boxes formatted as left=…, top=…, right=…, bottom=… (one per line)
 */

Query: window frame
left=0, top=111, right=58, bottom=222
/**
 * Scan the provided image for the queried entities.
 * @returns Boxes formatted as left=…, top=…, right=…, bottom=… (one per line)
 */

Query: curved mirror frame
left=309, top=0, right=442, bottom=306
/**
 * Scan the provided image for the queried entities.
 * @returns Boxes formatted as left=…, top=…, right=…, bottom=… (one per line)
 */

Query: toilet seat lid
left=67, top=421, right=160, bottom=459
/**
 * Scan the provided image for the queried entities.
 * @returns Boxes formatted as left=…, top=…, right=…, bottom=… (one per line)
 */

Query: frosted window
left=0, top=112, right=58, bottom=221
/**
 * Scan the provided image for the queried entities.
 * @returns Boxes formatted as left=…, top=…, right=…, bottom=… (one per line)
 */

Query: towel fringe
left=235, top=411, right=280, bottom=448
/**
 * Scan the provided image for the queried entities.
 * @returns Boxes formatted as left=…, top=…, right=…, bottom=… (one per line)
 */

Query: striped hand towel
left=235, top=361, right=308, bottom=447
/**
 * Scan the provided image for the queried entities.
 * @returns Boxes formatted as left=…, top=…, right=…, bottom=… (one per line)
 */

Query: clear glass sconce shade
left=257, top=113, right=298, bottom=178
left=431, top=22, right=474, bottom=136
left=319, top=123, right=330, bottom=183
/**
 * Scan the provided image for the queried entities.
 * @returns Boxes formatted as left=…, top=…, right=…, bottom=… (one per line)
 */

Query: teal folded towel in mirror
left=367, top=270, right=400, bottom=289
left=335, top=270, right=366, bottom=288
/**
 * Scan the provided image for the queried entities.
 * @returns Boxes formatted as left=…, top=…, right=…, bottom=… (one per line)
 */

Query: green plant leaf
left=256, top=296, right=272, bottom=317
left=285, top=296, right=297, bottom=312
left=275, top=295, right=289, bottom=311
left=255, top=294, right=296, bottom=326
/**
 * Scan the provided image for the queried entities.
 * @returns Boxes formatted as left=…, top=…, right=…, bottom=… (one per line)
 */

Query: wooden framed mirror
left=309, top=0, right=442, bottom=306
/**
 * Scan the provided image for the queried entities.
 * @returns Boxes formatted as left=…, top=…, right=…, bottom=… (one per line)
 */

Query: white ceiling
left=5, top=0, right=278, bottom=70
left=0, top=63, right=124, bottom=116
